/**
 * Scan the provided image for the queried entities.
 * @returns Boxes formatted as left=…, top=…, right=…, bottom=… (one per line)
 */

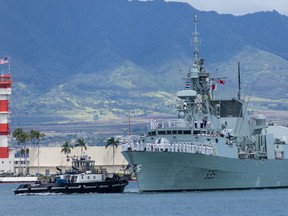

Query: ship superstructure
left=121, top=16, right=288, bottom=192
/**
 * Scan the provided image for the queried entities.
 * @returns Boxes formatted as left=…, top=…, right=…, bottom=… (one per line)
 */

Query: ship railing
left=122, top=142, right=215, bottom=156
left=148, top=119, right=211, bottom=130
left=148, top=120, right=184, bottom=130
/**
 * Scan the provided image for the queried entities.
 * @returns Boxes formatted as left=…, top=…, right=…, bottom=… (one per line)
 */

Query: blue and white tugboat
left=14, top=156, right=128, bottom=195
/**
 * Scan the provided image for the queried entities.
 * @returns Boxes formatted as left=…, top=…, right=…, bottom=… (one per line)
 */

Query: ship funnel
left=250, top=114, right=267, bottom=135
left=255, top=114, right=266, bottom=126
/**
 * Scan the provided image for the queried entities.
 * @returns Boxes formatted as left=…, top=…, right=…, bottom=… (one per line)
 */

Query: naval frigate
left=121, top=15, right=288, bottom=192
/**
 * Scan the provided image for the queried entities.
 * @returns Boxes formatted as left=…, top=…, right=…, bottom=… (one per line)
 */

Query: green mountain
left=0, top=0, right=288, bottom=126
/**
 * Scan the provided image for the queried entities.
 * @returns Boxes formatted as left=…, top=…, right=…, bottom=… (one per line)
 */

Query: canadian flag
left=215, top=79, right=225, bottom=85
left=212, top=78, right=225, bottom=91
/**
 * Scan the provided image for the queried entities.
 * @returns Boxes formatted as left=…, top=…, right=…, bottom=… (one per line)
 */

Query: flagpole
left=211, top=88, right=214, bottom=99
left=8, top=56, right=11, bottom=74
left=237, top=61, right=241, bottom=100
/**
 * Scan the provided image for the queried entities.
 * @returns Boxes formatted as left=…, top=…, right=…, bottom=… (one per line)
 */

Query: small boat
left=14, top=156, right=128, bottom=195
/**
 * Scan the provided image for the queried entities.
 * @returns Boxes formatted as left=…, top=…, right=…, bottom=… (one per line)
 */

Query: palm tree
left=74, top=138, right=87, bottom=157
left=12, top=128, right=27, bottom=143
left=105, top=137, right=119, bottom=172
left=29, top=129, right=45, bottom=146
left=12, top=128, right=29, bottom=175
left=61, top=141, right=73, bottom=157
left=61, top=141, right=73, bottom=170
left=29, top=129, right=45, bottom=175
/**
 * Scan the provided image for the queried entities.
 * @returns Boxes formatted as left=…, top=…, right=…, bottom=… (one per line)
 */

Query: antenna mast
left=193, top=15, right=199, bottom=63
left=128, top=111, right=131, bottom=136
left=238, top=61, right=241, bottom=100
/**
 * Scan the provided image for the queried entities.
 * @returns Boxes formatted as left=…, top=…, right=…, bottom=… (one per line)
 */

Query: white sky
left=166, top=0, right=288, bottom=16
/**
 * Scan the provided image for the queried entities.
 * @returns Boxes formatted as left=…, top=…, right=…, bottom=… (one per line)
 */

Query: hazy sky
left=166, top=0, right=288, bottom=16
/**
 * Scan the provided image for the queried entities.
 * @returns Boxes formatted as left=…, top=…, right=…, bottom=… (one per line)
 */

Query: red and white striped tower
left=0, top=73, right=13, bottom=173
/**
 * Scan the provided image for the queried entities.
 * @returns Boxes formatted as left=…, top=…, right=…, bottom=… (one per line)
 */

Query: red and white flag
left=215, top=79, right=225, bottom=85
left=211, top=78, right=226, bottom=91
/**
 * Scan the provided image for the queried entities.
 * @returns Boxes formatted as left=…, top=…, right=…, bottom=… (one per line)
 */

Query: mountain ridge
left=0, top=0, right=287, bottom=125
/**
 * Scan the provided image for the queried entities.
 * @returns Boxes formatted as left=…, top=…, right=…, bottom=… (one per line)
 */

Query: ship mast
left=177, top=15, right=212, bottom=124
left=193, top=15, right=199, bottom=63
left=238, top=61, right=241, bottom=100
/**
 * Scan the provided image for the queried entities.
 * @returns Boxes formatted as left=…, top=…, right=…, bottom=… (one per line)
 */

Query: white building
left=21, top=145, right=128, bottom=176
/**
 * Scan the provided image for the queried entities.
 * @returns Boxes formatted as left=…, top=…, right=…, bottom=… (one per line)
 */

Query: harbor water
left=1, top=182, right=288, bottom=216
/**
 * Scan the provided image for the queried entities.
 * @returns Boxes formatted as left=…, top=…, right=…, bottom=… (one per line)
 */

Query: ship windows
left=177, top=131, right=183, bottom=134
left=184, top=130, right=191, bottom=134
left=167, top=131, right=172, bottom=135
left=158, top=131, right=166, bottom=135
left=148, top=131, right=156, bottom=136
left=71, top=176, right=77, bottom=182
left=172, top=131, right=177, bottom=134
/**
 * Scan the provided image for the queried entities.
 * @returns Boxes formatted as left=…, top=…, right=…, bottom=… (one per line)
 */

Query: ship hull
left=14, top=178, right=128, bottom=195
left=122, top=151, right=288, bottom=192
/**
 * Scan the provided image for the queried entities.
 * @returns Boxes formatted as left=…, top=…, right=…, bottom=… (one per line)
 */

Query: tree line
left=12, top=127, right=120, bottom=175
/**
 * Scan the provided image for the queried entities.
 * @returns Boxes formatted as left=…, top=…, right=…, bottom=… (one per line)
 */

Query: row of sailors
left=194, top=120, right=211, bottom=129
left=150, top=119, right=176, bottom=129
left=149, top=119, right=211, bottom=130
left=122, top=142, right=214, bottom=155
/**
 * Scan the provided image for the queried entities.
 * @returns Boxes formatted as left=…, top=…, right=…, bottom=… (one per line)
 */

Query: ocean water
left=1, top=182, right=288, bottom=216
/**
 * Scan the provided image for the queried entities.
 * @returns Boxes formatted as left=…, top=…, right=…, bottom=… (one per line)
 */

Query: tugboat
left=14, top=155, right=128, bottom=195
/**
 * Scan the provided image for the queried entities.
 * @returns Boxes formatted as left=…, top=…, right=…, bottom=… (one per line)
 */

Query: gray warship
left=121, top=15, right=288, bottom=192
